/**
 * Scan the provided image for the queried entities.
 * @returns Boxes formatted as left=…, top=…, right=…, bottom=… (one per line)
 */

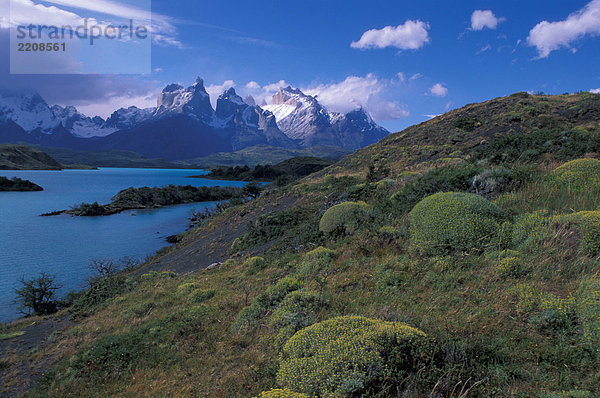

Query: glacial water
left=0, top=168, right=246, bottom=322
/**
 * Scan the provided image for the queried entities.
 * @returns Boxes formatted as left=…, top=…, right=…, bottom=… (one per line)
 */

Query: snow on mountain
left=0, top=90, right=58, bottom=133
left=105, top=106, right=154, bottom=130
left=51, top=105, right=118, bottom=138
left=154, top=77, right=215, bottom=123
left=262, top=86, right=389, bottom=149
left=0, top=78, right=390, bottom=157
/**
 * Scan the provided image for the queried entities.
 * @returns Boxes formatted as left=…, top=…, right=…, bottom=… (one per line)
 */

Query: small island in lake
left=42, top=184, right=244, bottom=216
left=0, top=176, right=43, bottom=191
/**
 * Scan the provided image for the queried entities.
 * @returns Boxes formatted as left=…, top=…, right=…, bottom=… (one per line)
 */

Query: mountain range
left=0, top=79, right=389, bottom=161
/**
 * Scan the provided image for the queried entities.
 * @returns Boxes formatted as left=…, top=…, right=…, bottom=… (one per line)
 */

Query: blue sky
left=1, top=0, right=600, bottom=132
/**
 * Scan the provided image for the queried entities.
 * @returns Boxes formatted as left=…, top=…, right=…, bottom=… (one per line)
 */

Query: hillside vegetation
left=4, top=92, right=600, bottom=397
left=0, top=176, right=43, bottom=191
left=198, top=156, right=333, bottom=182
left=0, top=144, right=63, bottom=170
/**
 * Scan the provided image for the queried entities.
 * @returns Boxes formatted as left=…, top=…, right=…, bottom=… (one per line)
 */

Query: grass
left=0, top=331, right=25, bottom=341
left=11, top=92, right=600, bottom=397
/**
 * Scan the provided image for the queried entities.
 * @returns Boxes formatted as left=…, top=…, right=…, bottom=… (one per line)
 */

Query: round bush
left=269, top=290, right=321, bottom=346
left=277, top=316, right=431, bottom=397
left=245, top=256, right=267, bottom=275
left=548, top=158, right=600, bottom=189
left=409, top=192, right=509, bottom=254
left=319, top=201, right=370, bottom=235
left=570, top=211, right=600, bottom=256
left=256, top=389, right=310, bottom=398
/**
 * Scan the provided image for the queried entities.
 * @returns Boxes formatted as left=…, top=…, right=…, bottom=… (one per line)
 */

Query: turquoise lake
left=0, top=168, right=246, bottom=322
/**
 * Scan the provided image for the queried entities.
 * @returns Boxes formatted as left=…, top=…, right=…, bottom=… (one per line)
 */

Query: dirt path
left=140, top=192, right=299, bottom=274
left=0, top=313, right=73, bottom=397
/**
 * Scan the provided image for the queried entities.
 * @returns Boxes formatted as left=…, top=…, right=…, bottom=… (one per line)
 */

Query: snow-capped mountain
left=105, top=106, right=154, bottom=130
left=263, top=87, right=388, bottom=150
left=154, top=78, right=215, bottom=125
left=215, top=88, right=296, bottom=149
left=0, top=90, right=119, bottom=138
left=51, top=105, right=117, bottom=138
left=0, top=78, right=390, bottom=160
left=0, top=90, right=58, bottom=134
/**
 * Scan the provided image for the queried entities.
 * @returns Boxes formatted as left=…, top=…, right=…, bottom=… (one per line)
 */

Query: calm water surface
left=0, top=168, right=246, bottom=322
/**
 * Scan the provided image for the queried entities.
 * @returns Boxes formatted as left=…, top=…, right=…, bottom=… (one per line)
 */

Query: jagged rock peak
left=243, top=95, right=256, bottom=106
left=162, top=83, right=184, bottom=93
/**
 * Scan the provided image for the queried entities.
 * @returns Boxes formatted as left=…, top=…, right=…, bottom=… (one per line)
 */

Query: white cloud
left=477, top=44, right=492, bottom=54
left=235, top=74, right=411, bottom=121
left=591, top=88, right=600, bottom=93
left=425, top=114, right=441, bottom=119
left=245, top=81, right=261, bottom=90
left=72, top=92, right=158, bottom=119
left=409, top=73, right=423, bottom=81
left=471, top=10, right=504, bottom=31
left=527, top=0, right=600, bottom=58
left=206, top=80, right=236, bottom=108
left=303, top=74, right=410, bottom=120
left=351, top=20, right=430, bottom=50
left=429, top=83, right=448, bottom=97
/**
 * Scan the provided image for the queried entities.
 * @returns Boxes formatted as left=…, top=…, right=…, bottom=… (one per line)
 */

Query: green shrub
left=569, top=211, right=600, bottom=256
left=319, top=202, right=370, bottom=236
left=245, top=256, right=267, bottom=275
left=269, top=290, right=322, bottom=347
left=70, top=274, right=131, bottom=318
left=409, top=192, right=509, bottom=254
left=177, top=282, right=202, bottom=297
left=298, top=247, right=336, bottom=295
left=532, top=294, right=577, bottom=333
left=188, top=289, right=216, bottom=303
left=547, top=158, right=600, bottom=190
left=277, top=316, right=432, bottom=397
left=256, top=389, right=311, bottom=398
left=541, top=390, right=594, bottom=398
left=511, top=210, right=551, bottom=248
left=231, top=276, right=303, bottom=333
left=389, top=164, right=482, bottom=215
left=495, top=256, right=526, bottom=278
left=576, top=278, right=600, bottom=351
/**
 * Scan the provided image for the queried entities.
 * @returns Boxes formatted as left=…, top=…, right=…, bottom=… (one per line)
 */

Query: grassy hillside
left=29, top=145, right=181, bottom=169
left=331, top=91, right=600, bottom=176
left=0, top=144, right=63, bottom=170
left=180, top=145, right=351, bottom=168
left=3, top=92, right=600, bottom=397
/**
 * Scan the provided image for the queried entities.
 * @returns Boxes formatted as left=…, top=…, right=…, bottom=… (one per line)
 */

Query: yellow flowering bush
left=509, top=283, right=541, bottom=316
left=319, top=201, right=371, bottom=236
left=256, top=389, right=311, bottom=398
left=547, top=158, right=600, bottom=190
left=277, top=316, right=432, bottom=397
left=495, top=256, right=525, bottom=278
left=409, top=192, right=509, bottom=254
left=176, top=282, right=202, bottom=297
